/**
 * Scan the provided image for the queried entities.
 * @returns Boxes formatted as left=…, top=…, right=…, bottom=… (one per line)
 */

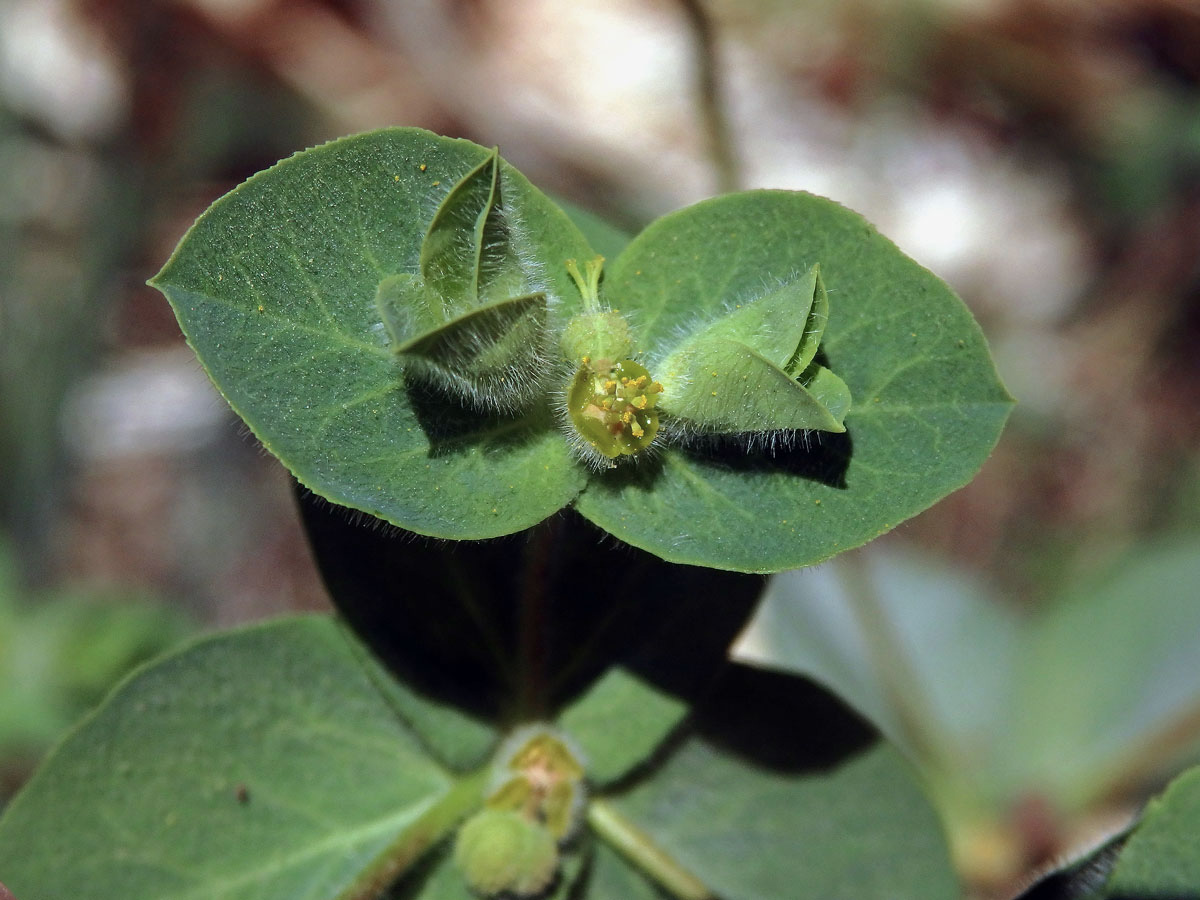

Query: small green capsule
left=454, top=808, right=559, bottom=897
left=560, top=309, right=633, bottom=363
left=561, top=256, right=633, bottom=361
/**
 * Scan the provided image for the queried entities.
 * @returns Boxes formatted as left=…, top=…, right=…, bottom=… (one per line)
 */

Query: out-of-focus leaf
left=0, top=553, right=192, bottom=759
left=581, top=842, right=669, bottom=899
left=1009, top=539, right=1200, bottom=808
left=732, top=547, right=1017, bottom=779
left=734, top=538, right=1200, bottom=882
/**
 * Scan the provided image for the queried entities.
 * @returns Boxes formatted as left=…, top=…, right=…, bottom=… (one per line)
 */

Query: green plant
left=1, top=126, right=1187, bottom=900
left=0, top=541, right=192, bottom=807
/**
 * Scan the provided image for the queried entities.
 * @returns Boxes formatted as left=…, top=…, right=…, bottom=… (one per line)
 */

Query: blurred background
left=1, top=0, right=1199, bottom=897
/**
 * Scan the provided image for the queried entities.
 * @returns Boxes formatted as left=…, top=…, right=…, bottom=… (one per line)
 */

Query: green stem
left=835, top=551, right=946, bottom=770
left=587, top=798, right=715, bottom=900
left=344, top=766, right=490, bottom=900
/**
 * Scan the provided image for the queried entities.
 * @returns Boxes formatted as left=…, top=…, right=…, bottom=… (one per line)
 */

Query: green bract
left=484, top=725, right=587, bottom=842
left=374, top=148, right=553, bottom=412
left=150, top=127, right=1011, bottom=572
left=655, top=264, right=849, bottom=436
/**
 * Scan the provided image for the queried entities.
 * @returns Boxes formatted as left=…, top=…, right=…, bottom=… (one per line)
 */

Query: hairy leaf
left=1103, top=766, right=1200, bottom=897
left=657, top=338, right=846, bottom=434
left=420, top=148, right=523, bottom=307
left=151, top=129, right=591, bottom=540
left=667, top=266, right=823, bottom=373
left=578, top=190, right=1012, bottom=572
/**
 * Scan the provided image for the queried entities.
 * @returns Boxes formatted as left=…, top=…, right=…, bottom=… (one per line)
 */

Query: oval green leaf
left=577, top=190, right=1012, bottom=572
left=150, top=128, right=591, bottom=540
left=601, top=739, right=959, bottom=900
left=0, top=616, right=485, bottom=900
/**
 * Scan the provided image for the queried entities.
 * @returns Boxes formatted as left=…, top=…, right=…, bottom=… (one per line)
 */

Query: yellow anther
left=622, top=410, right=633, bottom=424
left=604, top=380, right=617, bottom=393
left=630, top=421, right=644, bottom=438
left=581, top=355, right=591, bottom=365
left=631, top=396, right=647, bottom=409
left=634, top=375, right=648, bottom=388
left=601, top=398, right=612, bottom=410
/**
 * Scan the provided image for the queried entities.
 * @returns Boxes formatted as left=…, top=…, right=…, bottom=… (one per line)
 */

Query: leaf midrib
left=154, top=791, right=447, bottom=900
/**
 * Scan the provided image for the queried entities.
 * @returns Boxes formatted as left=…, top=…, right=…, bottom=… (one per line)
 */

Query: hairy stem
left=587, top=798, right=715, bottom=900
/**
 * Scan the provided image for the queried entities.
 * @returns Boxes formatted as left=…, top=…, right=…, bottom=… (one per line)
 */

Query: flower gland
left=486, top=726, right=587, bottom=842
left=567, top=357, right=663, bottom=463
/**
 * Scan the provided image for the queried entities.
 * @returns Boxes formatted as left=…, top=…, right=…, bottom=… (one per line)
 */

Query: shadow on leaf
left=296, top=491, right=765, bottom=730
left=691, top=663, right=876, bottom=774
left=404, top=376, right=557, bottom=457
left=683, top=426, right=853, bottom=490
left=585, top=425, right=853, bottom=498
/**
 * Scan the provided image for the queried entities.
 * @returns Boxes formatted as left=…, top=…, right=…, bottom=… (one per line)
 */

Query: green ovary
left=567, top=357, right=663, bottom=459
